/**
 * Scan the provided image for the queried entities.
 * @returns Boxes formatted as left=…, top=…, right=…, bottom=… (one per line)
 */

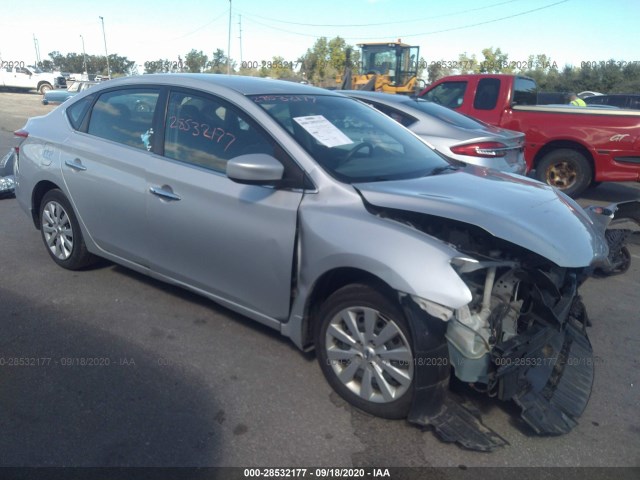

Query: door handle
left=64, top=158, right=87, bottom=171
left=149, top=186, right=181, bottom=201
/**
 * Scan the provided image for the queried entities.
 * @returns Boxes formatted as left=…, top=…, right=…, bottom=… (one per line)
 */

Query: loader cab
left=359, top=42, right=419, bottom=88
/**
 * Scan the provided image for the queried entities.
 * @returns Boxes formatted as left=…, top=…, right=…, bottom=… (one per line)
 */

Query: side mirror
left=226, top=153, right=284, bottom=186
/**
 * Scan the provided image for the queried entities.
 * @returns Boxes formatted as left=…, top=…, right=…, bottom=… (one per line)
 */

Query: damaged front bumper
left=585, top=200, right=640, bottom=276
left=401, top=261, right=595, bottom=452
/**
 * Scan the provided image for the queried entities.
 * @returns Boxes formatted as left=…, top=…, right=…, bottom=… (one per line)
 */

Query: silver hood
left=354, top=167, right=608, bottom=268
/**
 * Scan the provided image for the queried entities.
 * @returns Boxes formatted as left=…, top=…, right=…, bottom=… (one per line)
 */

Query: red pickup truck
left=418, top=74, right=640, bottom=197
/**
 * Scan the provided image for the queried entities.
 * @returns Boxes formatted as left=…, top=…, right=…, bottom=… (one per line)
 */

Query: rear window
left=360, top=101, right=418, bottom=127
left=66, top=95, right=94, bottom=130
left=513, top=77, right=537, bottom=106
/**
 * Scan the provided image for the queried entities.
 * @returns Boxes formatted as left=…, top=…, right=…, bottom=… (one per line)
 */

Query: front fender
left=301, top=202, right=471, bottom=307
left=284, top=197, right=472, bottom=348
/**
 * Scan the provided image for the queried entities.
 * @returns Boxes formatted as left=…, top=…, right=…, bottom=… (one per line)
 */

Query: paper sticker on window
left=293, top=115, right=353, bottom=148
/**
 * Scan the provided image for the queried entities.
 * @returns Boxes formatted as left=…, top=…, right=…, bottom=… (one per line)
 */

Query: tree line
left=42, top=39, right=640, bottom=94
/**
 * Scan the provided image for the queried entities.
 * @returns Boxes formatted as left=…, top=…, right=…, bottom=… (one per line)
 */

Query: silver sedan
left=14, top=74, right=607, bottom=450
left=343, top=90, right=526, bottom=175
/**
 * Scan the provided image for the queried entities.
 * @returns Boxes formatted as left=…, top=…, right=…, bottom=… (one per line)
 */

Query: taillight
left=13, top=129, right=28, bottom=156
left=450, top=142, right=508, bottom=158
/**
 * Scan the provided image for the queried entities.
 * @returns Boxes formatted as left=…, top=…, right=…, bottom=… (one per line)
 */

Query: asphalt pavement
left=0, top=91, right=638, bottom=470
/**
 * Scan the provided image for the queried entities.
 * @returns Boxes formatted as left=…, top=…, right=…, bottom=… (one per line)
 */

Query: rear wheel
left=536, top=149, right=592, bottom=198
left=39, top=189, right=96, bottom=270
left=315, top=284, right=415, bottom=418
left=38, top=83, right=53, bottom=95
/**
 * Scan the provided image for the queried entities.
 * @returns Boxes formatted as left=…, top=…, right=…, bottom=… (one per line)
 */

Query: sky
left=0, top=0, right=639, bottom=74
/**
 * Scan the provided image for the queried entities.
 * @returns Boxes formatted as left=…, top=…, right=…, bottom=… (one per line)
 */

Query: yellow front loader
left=338, top=41, right=424, bottom=94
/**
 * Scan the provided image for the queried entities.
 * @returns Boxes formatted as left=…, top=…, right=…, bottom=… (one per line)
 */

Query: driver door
left=146, top=89, right=304, bottom=320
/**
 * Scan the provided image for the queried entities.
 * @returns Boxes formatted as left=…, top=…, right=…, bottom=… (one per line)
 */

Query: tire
left=315, top=284, right=414, bottom=419
left=39, top=189, right=96, bottom=270
left=38, top=83, right=52, bottom=95
left=536, top=149, right=592, bottom=198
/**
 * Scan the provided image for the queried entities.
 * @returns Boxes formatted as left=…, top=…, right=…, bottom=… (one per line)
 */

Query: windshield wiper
left=429, top=165, right=460, bottom=176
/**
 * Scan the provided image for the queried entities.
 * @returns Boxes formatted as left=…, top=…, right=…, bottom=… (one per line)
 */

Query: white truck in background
left=0, top=65, right=66, bottom=94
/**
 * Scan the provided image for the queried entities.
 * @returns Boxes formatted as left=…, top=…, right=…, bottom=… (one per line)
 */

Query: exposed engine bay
left=379, top=207, right=596, bottom=450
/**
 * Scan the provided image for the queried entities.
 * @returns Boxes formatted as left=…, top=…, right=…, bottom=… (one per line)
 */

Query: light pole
left=80, top=35, right=88, bottom=75
left=99, top=16, right=111, bottom=79
left=227, top=0, right=232, bottom=74
left=33, top=34, right=41, bottom=67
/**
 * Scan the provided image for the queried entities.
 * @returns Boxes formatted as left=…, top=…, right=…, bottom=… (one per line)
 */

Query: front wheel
left=536, top=149, right=592, bottom=198
left=39, top=189, right=96, bottom=270
left=315, top=284, right=415, bottom=419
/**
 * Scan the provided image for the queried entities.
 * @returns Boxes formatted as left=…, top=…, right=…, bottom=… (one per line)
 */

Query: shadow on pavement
left=0, top=288, right=221, bottom=467
left=579, top=182, right=640, bottom=203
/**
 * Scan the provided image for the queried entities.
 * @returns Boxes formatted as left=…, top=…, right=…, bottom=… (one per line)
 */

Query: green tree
left=39, top=59, right=54, bottom=72
left=106, top=54, right=135, bottom=76
left=299, top=37, right=330, bottom=85
left=617, top=63, right=640, bottom=92
left=426, top=61, right=454, bottom=83
left=144, top=58, right=176, bottom=74
left=298, top=36, right=358, bottom=87
left=259, top=56, right=298, bottom=80
left=185, top=49, right=208, bottom=73
left=457, top=52, right=480, bottom=74
left=478, top=47, right=512, bottom=74
left=47, top=51, right=134, bottom=76
left=206, top=48, right=236, bottom=74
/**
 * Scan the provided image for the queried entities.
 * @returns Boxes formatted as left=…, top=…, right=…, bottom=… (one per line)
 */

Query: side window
left=608, top=96, right=626, bottom=108
left=87, top=88, right=159, bottom=150
left=66, top=95, right=94, bottom=130
left=163, top=91, right=273, bottom=173
left=585, top=96, right=604, bottom=105
left=473, top=78, right=500, bottom=110
left=422, top=81, right=467, bottom=109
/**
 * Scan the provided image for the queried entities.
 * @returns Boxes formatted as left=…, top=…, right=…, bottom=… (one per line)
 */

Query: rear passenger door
left=61, top=87, right=161, bottom=266
left=146, top=89, right=304, bottom=320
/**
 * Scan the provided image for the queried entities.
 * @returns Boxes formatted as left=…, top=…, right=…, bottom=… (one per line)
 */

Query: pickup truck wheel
left=536, top=149, right=592, bottom=198
left=315, top=284, right=414, bottom=419
left=38, top=83, right=52, bottom=95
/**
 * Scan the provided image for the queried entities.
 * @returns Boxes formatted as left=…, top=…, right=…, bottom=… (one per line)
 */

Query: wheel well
left=37, top=81, right=52, bottom=89
left=301, top=267, right=397, bottom=349
left=533, top=141, right=595, bottom=180
left=31, top=181, right=60, bottom=228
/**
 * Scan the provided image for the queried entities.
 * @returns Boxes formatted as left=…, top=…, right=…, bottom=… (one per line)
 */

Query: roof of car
left=341, top=90, right=412, bottom=101
left=589, top=93, right=640, bottom=98
left=101, top=74, right=337, bottom=96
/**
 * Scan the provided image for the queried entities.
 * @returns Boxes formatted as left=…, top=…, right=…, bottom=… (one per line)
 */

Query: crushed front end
left=391, top=211, right=596, bottom=450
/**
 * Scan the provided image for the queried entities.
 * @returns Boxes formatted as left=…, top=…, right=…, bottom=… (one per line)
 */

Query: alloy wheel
left=41, top=200, right=74, bottom=260
left=324, top=306, right=414, bottom=403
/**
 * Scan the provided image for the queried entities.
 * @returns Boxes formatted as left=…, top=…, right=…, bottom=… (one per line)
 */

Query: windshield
left=250, top=94, right=448, bottom=183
